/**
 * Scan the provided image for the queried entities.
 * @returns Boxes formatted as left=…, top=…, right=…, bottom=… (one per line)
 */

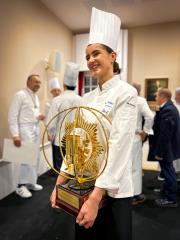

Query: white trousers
left=18, top=123, right=40, bottom=185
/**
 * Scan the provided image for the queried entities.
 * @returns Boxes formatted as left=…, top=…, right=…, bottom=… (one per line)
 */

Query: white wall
left=128, top=21, right=180, bottom=96
left=0, top=0, right=73, bottom=157
left=0, top=0, right=73, bottom=199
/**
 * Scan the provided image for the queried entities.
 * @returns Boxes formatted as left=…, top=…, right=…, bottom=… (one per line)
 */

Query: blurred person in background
left=46, top=62, right=81, bottom=173
left=8, top=74, right=45, bottom=198
left=45, top=77, right=62, bottom=173
left=131, top=82, right=154, bottom=205
left=148, top=88, right=180, bottom=207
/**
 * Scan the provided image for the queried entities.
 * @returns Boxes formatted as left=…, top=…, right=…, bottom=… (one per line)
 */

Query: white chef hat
left=64, top=62, right=79, bottom=87
left=49, top=77, right=61, bottom=90
left=88, top=7, right=121, bottom=52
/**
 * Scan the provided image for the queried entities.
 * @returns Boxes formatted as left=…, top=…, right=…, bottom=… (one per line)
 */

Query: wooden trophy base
left=56, top=181, right=94, bottom=217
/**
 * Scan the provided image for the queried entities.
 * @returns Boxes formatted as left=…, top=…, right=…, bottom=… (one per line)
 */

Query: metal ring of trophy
left=42, top=106, right=112, bottom=185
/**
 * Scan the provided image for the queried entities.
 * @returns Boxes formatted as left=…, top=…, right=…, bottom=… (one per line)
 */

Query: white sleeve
left=45, top=102, right=51, bottom=118
left=46, top=99, right=59, bottom=136
left=60, top=159, right=72, bottom=174
left=142, top=99, right=154, bottom=134
left=8, top=93, right=22, bottom=137
left=95, top=92, right=137, bottom=191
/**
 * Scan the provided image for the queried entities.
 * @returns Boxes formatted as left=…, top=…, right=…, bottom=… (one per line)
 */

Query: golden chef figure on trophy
left=42, top=106, right=111, bottom=216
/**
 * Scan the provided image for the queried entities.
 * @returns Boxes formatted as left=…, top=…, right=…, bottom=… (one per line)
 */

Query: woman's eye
left=93, top=52, right=99, bottom=57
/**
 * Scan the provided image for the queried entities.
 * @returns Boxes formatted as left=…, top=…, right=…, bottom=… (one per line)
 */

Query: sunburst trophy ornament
left=42, top=106, right=111, bottom=216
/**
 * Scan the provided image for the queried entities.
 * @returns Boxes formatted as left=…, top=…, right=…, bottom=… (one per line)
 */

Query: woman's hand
left=76, top=187, right=105, bottom=228
left=50, top=186, right=59, bottom=208
left=50, top=173, right=68, bottom=208
left=76, top=197, right=99, bottom=228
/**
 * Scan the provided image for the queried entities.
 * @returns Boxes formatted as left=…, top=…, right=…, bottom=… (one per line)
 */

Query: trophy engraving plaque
left=56, top=181, right=93, bottom=216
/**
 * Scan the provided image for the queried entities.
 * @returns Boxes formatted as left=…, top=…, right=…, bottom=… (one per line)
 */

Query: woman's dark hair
left=101, top=44, right=114, bottom=54
left=113, top=62, right=121, bottom=75
left=101, top=44, right=121, bottom=74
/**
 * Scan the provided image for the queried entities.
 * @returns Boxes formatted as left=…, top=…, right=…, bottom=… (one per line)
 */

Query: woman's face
left=85, top=43, right=116, bottom=80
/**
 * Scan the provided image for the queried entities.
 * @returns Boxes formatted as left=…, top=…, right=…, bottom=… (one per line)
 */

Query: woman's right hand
left=50, top=174, right=67, bottom=208
left=50, top=187, right=59, bottom=208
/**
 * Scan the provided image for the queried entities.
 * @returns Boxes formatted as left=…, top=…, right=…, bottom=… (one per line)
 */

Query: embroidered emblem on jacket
left=102, top=101, right=113, bottom=113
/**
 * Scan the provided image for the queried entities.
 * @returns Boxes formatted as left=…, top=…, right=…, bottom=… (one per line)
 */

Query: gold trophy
left=42, top=106, right=111, bottom=216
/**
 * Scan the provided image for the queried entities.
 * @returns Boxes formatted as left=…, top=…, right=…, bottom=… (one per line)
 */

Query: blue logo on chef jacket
left=102, top=101, right=113, bottom=114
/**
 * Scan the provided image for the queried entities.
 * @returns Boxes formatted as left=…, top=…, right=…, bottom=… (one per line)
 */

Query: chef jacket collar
left=97, top=75, right=119, bottom=93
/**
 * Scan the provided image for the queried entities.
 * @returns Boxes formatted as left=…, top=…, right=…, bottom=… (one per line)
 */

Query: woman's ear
left=111, top=51, right=117, bottom=62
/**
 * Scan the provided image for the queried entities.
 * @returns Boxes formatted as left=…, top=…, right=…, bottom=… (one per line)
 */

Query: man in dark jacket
left=148, top=88, right=180, bottom=207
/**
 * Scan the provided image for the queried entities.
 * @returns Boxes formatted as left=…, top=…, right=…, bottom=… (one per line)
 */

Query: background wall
left=1, top=1, right=180, bottom=158
left=0, top=0, right=73, bottom=157
left=128, top=21, right=180, bottom=97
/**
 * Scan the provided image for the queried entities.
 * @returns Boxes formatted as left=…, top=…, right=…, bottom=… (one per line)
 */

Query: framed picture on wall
left=145, top=78, right=168, bottom=111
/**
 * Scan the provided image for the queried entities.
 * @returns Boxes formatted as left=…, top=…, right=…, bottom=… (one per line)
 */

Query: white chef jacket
left=46, top=90, right=82, bottom=146
left=8, top=88, right=40, bottom=136
left=61, top=75, right=137, bottom=198
left=135, top=96, right=154, bottom=136
left=8, top=88, right=41, bottom=184
left=45, top=101, right=51, bottom=118
left=132, top=96, right=154, bottom=195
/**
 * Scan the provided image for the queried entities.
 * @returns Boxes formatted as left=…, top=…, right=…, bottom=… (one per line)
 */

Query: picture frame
left=145, top=78, right=168, bottom=111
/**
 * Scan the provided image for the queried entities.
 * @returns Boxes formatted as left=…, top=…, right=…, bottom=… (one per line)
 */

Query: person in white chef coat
left=45, top=77, right=62, bottom=116
left=173, top=87, right=180, bottom=179
left=45, top=78, right=62, bottom=172
left=50, top=8, right=137, bottom=240
left=8, top=74, right=45, bottom=198
left=46, top=62, right=81, bottom=172
left=131, top=82, right=154, bottom=205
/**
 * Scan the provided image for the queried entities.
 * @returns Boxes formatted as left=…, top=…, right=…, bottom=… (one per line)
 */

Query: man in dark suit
left=148, top=88, right=180, bottom=207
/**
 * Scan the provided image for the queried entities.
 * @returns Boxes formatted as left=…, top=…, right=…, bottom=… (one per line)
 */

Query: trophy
left=42, top=106, right=111, bottom=216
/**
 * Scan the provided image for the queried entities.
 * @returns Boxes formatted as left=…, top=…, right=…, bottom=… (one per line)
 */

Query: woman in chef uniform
left=50, top=7, right=137, bottom=240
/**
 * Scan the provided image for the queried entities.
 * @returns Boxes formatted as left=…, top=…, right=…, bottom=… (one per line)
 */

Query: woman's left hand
left=76, top=197, right=99, bottom=229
